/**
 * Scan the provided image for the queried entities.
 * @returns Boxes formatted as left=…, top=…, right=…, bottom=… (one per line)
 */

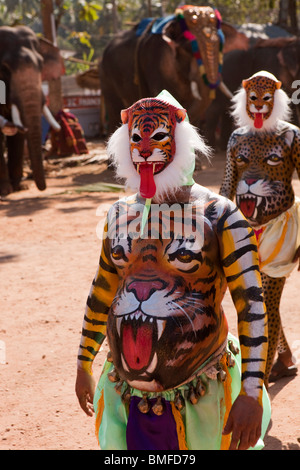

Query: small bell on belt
left=227, top=352, right=235, bottom=368
left=188, top=385, right=199, bottom=405
left=152, top=396, right=165, bottom=416
left=138, top=393, right=150, bottom=414
left=217, top=368, right=227, bottom=382
left=195, top=378, right=206, bottom=397
left=121, top=385, right=131, bottom=404
left=114, top=380, right=124, bottom=395
left=107, top=351, right=113, bottom=362
left=174, top=391, right=185, bottom=411
left=228, top=340, right=239, bottom=356
left=108, top=367, right=119, bottom=383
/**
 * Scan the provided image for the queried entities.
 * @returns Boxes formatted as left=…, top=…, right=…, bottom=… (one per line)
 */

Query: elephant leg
left=6, top=133, right=25, bottom=191
left=261, top=273, right=286, bottom=388
left=102, top=90, right=126, bottom=135
left=0, top=133, right=12, bottom=196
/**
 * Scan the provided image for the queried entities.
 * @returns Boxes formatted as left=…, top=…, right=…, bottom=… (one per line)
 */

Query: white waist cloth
left=254, top=197, right=300, bottom=278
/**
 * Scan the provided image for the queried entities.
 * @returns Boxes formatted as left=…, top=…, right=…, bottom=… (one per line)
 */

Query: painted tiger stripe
left=219, top=201, right=267, bottom=404
left=77, top=219, right=119, bottom=374
left=225, top=264, right=259, bottom=283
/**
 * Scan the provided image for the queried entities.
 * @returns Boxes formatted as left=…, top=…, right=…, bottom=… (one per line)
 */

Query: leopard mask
left=231, top=70, right=291, bottom=132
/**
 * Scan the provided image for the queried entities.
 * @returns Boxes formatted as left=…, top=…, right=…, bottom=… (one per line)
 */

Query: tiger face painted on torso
left=220, top=122, right=300, bottom=226
left=106, top=193, right=227, bottom=391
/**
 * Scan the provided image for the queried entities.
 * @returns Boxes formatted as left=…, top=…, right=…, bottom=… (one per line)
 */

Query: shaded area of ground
left=0, top=140, right=299, bottom=450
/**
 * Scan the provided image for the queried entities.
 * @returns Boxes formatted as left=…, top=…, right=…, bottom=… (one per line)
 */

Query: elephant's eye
left=132, top=133, right=142, bottom=143
left=152, top=132, right=168, bottom=141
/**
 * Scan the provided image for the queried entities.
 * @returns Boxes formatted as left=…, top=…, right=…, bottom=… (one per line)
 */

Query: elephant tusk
left=191, top=81, right=202, bottom=100
left=43, top=104, right=61, bottom=131
left=11, top=104, right=24, bottom=128
left=219, top=81, right=234, bottom=99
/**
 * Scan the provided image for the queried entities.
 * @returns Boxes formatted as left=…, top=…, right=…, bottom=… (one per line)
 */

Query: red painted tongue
left=240, top=198, right=256, bottom=218
left=254, top=113, right=263, bottom=129
left=139, top=163, right=156, bottom=199
left=122, top=322, right=153, bottom=370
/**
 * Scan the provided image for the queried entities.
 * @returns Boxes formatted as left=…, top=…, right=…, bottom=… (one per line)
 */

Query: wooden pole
left=41, top=0, right=63, bottom=115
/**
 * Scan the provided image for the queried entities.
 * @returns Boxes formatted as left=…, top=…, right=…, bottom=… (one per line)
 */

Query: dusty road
left=0, top=142, right=299, bottom=450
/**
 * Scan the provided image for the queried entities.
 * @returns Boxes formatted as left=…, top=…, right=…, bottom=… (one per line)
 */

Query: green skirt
left=93, top=334, right=271, bottom=450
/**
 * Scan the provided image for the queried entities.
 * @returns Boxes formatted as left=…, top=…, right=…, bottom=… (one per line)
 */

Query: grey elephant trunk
left=11, top=67, right=46, bottom=191
left=199, top=35, right=220, bottom=87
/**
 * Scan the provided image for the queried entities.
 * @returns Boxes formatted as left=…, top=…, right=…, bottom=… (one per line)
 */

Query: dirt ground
left=0, top=139, right=299, bottom=451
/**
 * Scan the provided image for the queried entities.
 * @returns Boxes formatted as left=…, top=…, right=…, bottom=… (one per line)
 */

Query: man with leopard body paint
left=220, top=71, right=300, bottom=387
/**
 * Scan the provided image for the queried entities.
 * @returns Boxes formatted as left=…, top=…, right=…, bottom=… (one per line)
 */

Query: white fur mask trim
left=107, top=120, right=210, bottom=201
left=231, top=86, right=291, bottom=131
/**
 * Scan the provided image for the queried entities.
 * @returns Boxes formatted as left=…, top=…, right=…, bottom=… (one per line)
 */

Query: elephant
left=204, top=37, right=300, bottom=149
left=99, top=5, right=249, bottom=134
left=0, top=25, right=62, bottom=196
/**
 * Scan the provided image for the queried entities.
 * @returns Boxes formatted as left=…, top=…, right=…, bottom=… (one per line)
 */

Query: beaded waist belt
left=106, top=337, right=239, bottom=416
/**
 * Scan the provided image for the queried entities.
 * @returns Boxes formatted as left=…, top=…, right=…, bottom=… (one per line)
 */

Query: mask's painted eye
left=152, top=132, right=168, bottom=141
left=111, top=245, right=127, bottom=261
left=249, top=93, right=257, bottom=101
left=263, top=94, right=272, bottom=101
left=131, top=133, right=142, bottom=142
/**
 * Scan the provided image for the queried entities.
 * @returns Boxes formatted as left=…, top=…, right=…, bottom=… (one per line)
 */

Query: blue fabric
left=135, top=15, right=175, bottom=37
left=126, top=397, right=179, bottom=450
left=136, top=18, right=154, bottom=37
left=151, top=15, right=175, bottom=34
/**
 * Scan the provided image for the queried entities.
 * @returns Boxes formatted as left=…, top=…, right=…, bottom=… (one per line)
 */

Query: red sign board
left=63, top=95, right=101, bottom=109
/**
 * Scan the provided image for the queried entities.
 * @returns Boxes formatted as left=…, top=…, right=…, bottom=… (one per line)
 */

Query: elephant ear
left=221, top=22, right=249, bottom=53
left=38, top=37, right=65, bottom=81
left=277, top=42, right=300, bottom=78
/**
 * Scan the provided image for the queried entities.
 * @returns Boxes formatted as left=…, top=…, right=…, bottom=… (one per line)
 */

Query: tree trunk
left=288, top=0, right=298, bottom=33
left=278, top=0, right=289, bottom=26
left=41, top=0, right=63, bottom=115
left=278, top=0, right=298, bottom=33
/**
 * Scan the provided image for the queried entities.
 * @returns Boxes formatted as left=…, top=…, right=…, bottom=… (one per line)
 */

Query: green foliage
left=0, top=0, right=292, bottom=75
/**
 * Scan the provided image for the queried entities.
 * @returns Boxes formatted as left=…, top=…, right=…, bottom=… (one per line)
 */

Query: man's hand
left=75, top=368, right=96, bottom=417
left=2, top=122, right=27, bottom=136
left=223, top=395, right=263, bottom=450
left=292, top=245, right=300, bottom=271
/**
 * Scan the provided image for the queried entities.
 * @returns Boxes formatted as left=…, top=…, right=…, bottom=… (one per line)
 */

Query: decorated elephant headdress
left=175, top=5, right=224, bottom=98
left=231, top=70, right=291, bottom=131
left=107, top=90, right=210, bottom=202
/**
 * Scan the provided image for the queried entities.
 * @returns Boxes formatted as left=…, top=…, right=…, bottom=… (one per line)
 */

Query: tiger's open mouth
left=115, top=311, right=166, bottom=376
left=236, top=194, right=262, bottom=219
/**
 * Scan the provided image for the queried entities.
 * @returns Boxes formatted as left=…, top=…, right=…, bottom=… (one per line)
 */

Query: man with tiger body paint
left=220, top=71, right=300, bottom=387
left=76, top=90, right=270, bottom=450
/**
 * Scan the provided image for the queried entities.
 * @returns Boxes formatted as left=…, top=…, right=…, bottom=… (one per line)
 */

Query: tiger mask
left=107, top=93, right=209, bottom=201
left=231, top=70, right=291, bottom=132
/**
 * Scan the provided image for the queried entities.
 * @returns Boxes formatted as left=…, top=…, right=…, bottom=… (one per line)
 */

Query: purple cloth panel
left=126, top=397, right=179, bottom=450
